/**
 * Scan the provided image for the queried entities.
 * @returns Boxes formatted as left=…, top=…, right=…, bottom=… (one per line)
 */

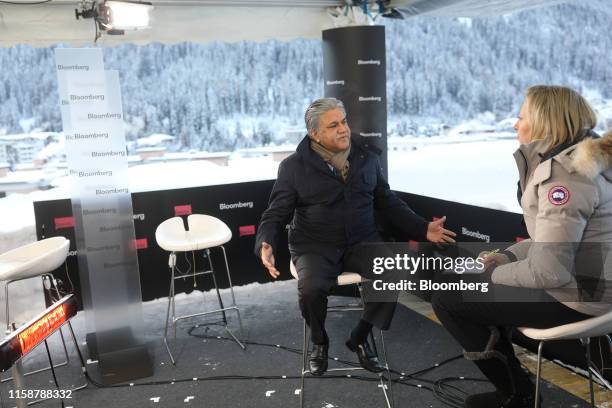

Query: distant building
left=0, top=163, right=9, bottom=177
left=137, top=147, right=166, bottom=161
left=0, top=133, right=51, bottom=165
left=0, top=145, right=7, bottom=165
left=15, top=144, right=38, bottom=163
left=239, top=145, right=296, bottom=162
left=134, top=133, right=175, bottom=148
left=133, top=149, right=231, bottom=167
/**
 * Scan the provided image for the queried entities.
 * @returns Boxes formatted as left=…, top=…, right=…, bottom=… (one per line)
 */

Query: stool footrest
left=328, top=305, right=362, bottom=312
left=172, top=306, right=240, bottom=323
left=172, top=270, right=213, bottom=280
left=303, top=367, right=366, bottom=376
left=1, top=360, right=68, bottom=383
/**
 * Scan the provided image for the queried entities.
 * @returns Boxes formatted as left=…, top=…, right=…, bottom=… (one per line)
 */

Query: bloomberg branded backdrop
left=34, top=180, right=290, bottom=304
left=34, top=183, right=529, bottom=303
left=36, top=181, right=612, bottom=374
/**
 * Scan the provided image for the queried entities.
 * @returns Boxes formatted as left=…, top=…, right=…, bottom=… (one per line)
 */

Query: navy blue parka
left=254, top=135, right=428, bottom=257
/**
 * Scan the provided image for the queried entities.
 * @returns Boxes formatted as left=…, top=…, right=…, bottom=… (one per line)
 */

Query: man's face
left=311, top=108, right=351, bottom=152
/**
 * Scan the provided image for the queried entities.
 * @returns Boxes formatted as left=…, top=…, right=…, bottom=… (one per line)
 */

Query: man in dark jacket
left=255, top=98, right=455, bottom=376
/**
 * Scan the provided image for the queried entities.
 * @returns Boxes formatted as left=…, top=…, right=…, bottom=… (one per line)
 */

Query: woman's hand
left=479, top=251, right=511, bottom=270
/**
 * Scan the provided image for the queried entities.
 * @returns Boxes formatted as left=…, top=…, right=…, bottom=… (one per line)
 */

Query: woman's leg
left=431, top=286, right=591, bottom=400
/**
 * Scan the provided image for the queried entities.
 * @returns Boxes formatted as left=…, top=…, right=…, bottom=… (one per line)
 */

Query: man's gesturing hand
left=260, top=242, right=280, bottom=279
left=426, top=216, right=457, bottom=244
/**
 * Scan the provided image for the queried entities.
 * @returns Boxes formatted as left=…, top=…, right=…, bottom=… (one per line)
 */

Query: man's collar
left=296, top=133, right=380, bottom=157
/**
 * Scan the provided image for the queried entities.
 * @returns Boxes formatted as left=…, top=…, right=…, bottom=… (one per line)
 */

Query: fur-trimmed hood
left=571, top=131, right=612, bottom=181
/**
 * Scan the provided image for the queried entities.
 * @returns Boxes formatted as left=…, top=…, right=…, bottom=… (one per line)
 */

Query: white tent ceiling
left=0, top=0, right=572, bottom=47
left=394, top=0, right=569, bottom=17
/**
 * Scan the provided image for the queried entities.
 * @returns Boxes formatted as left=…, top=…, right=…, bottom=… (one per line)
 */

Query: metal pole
left=10, top=360, right=27, bottom=408
left=206, top=249, right=228, bottom=324
left=9, top=321, right=26, bottom=408
left=535, top=341, right=544, bottom=408
left=584, top=338, right=595, bottom=408
left=43, top=340, right=65, bottom=408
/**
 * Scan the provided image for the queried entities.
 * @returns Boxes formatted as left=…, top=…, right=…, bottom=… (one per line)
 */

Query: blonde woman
left=433, top=86, right=612, bottom=408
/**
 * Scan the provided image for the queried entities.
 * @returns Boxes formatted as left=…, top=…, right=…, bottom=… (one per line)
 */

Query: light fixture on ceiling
left=75, top=0, right=153, bottom=41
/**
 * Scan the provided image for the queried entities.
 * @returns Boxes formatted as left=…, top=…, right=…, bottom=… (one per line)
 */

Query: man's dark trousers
left=290, top=241, right=397, bottom=345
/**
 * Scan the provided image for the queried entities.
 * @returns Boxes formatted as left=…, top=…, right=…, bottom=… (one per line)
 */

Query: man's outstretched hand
left=260, top=242, right=280, bottom=279
left=426, top=216, right=457, bottom=244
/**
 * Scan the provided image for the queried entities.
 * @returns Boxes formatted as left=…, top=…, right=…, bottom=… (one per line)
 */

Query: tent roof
left=0, top=0, right=572, bottom=47
left=395, top=0, right=569, bottom=17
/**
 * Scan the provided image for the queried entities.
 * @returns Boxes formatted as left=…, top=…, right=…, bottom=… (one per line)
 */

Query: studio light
left=99, top=1, right=153, bottom=31
left=75, top=0, right=153, bottom=40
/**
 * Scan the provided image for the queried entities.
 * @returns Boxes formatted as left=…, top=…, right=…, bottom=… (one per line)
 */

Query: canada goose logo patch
left=548, top=186, right=570, bottom=206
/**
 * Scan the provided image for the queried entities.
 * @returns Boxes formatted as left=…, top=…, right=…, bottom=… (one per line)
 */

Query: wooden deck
left=398, top=292, right=612, bottom=406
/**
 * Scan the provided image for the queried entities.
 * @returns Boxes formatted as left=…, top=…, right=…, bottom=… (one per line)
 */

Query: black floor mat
left=0, top=280, right=593, bottom=408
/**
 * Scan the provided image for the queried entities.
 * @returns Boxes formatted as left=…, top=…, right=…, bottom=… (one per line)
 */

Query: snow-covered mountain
left=0, top=1, right=611, bottom=152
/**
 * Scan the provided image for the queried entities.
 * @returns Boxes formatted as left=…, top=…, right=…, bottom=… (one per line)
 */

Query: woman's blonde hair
left=525, top=85, right=597, bottom=149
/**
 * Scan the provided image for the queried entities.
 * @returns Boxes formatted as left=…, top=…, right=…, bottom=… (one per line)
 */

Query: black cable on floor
left=71, top=323, right=488, bottom=408
left=185, top=324, right=486, bottom=407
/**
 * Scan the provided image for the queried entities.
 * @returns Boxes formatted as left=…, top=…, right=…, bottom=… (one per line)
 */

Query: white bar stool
left=155, top=214, right=245, bottom=365
left=0, top=237, right=86, bottom=402
left=289, top=260, right=393, bottom=408
left=518, top=310, right=612, bottom=408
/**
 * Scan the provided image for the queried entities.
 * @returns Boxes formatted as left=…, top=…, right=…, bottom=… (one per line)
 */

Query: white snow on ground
left=135, top=133, right=175, bottom=147
left=388, top=139, right=521, bottom=213
left=36, top=140, right=65, bottom=160
left=50, top=156, right=280, bottom=194
left=0, top=156, right=280, bottom=255
left=0, top=139, right=522, bottom=254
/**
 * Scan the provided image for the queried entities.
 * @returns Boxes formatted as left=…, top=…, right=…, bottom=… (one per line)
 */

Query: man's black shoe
left=345, top=339, right=385, bottom=373
left=308, top=344, right=328, bottom=376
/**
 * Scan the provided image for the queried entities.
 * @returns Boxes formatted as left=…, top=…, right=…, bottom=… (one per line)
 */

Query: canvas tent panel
left=0, top=0, right=574, bottom=47
left=394, top=0, right=570, bottom=17
left=0, top=4, right=333, bottom=47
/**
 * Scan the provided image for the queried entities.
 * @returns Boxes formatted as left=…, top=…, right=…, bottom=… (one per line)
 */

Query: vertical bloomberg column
left=55, top=49, right=152, bottom=384
left=322, top=25, right=388, bottom=177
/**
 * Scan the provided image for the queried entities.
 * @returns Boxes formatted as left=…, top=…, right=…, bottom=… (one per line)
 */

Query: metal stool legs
left=298, top=320, right=393, bottom=408
left=534, top=341, right=543, bottom=408
left=582, top=338, right=596, bottom=408
left=2, top=273, right=71, bottom=383
left=297, top=284, right=394, bottom=408
left=4, top=313, right=87, bottom=406
left=378, top=329, right=395, bottom=407
left=299, top=318, right=308, bottom=408
left=534, top=339, right=597, bottom=408
left=212, top=246, right=245, bottom=347
left=23, top=319, right=89, bottom=406
left=163, top=247, right=245, bottom=365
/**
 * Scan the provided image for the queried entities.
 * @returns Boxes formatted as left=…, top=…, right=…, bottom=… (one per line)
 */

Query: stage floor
left=0, top=280, right=600, bottom=408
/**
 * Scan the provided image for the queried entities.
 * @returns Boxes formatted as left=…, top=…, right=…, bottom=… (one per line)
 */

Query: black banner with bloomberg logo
left=34, top=182, right=607, bottom=375
left=34, top=185, right=529, bottom=304
left=323, top=25, right=388, bottom=177
left=394, top=191, right=529, bottom=244
left=33, top=180, right=291, bottom=305
left=35, top=183, right=532, bottom=308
